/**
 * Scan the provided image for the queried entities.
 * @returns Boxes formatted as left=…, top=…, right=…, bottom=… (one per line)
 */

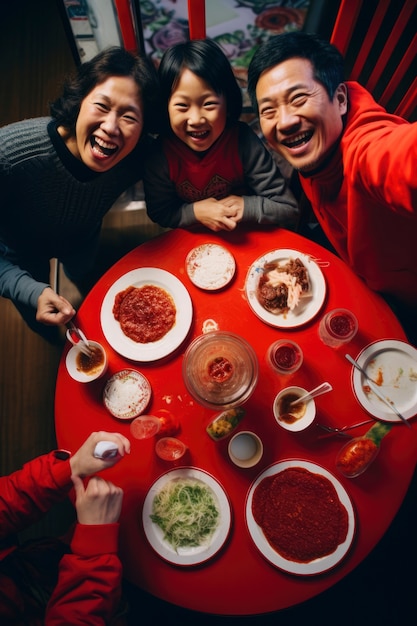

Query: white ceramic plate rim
left=185, top=243, right=236, bottom=290
left=351, top=339, right=417, bottom=421
left=245, top=249, right=326, bottom=328
left=245, top=459, right=355, bottom=575
left=142, top=467, right=231, bottom=566
left=100, top=268, right=193, bottom=361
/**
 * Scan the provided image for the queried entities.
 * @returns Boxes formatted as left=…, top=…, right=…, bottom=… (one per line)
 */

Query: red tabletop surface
left=55, top=226, right=417, bottom=616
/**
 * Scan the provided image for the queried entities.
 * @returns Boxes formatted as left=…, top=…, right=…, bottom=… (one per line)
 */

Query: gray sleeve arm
left=238, top=124, right=299, bottom=230
left=0, top=244, right=48, bottom=310
left=143, top=149, right=197, bottom=228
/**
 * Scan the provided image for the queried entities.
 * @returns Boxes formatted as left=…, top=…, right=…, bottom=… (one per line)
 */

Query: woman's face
left=168, top=68, right=227, bottom=152
left=71, top=76, right=144, bottom=172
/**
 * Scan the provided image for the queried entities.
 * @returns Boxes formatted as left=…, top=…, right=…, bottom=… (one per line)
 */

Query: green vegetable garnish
left=151, top=478, right=219, bottom=550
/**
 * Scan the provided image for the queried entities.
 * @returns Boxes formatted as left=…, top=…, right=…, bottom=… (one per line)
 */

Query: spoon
left=290, top=382, right=333, bottom=406
left=66, top=323, right=92, bottom=357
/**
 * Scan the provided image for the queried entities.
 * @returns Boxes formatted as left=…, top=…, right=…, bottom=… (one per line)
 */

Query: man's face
left=255, top=58, right=347, bottom=172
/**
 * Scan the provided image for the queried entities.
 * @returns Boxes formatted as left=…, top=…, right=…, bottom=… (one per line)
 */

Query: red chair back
left=330, top=0, right=416, bottom=120
left=188, top=0, right=206, bottom=39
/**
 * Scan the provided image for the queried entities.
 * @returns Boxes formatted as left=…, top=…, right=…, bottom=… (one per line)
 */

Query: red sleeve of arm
left=45, top=523, right=122, bottom=625
left=0, top=452, right=72, bottom=538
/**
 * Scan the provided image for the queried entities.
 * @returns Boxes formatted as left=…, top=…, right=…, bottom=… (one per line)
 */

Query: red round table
left=55, top=226, right=417, bottom=615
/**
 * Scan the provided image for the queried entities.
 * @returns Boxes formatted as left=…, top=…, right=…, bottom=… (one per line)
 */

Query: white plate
left=351, top=339, right=417, bottom=422
left=246, top=460, right=355, bottom=575
left=100, top=268, right=193, bottom=361
left=143, top=467, right=231, bottom=566
left=186, top=243, right=235, bottom=290
left=245, top=249, right=326, bottom=328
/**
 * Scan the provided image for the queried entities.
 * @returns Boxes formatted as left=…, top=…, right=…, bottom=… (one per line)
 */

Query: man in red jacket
left=247, top=32, right=417, bottom=345
left=0, top=430, right=130, bottom=624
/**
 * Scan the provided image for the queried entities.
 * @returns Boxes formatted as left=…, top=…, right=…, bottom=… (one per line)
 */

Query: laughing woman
left=0, top=47, right=159, bottom=340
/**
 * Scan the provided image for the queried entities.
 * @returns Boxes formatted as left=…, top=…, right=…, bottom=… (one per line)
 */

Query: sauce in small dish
left=273, top=386, right=316, bottom=432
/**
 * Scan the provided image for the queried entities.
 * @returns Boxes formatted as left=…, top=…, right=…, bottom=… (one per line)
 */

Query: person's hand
left=36, top=286, right=76, bottom=325
left=72, top=474, right=123, bottom=525
left=194, top=198, right=239, bottom=231
left=70, top=431, right=131, bottom=478
left=221, top=195, right=244, bottom=223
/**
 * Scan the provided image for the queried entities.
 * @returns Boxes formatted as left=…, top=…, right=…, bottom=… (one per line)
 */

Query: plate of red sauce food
left=351, top=339, right=417, bottom=422
left=245, top=460, right=355, bottom=575
left=245, top=249, right=326, bottom=328
left=100, top=268, right=193, bottom=361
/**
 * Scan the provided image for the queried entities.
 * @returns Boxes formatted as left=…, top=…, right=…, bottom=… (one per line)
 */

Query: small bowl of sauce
left=66, top=341, right=107, bottom=383
left=273, top=386, right=316, bottom=432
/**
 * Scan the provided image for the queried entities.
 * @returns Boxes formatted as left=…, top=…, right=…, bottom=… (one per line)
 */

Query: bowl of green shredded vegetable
left=142, top=467, right=231, bottom=565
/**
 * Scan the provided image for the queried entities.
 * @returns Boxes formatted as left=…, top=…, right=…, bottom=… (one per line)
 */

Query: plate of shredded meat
left=100, top=268, right=193, bottom=361
left=246, top=460, right=355, bottom=575
left=245, top=250, right=326, bottom=328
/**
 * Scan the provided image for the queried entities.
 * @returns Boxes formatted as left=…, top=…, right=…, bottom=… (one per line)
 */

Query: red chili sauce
left=76, top=345, right=104, bottom=375
left=272, top=344, right=300, bottom=370
left=336, top=438, right=378, bottom=477
left=252, top=467, right=349, bottom=563
left=208, top=356, right=233, bottom=383
left=329, top=313, right=355, bottom=337
left=113, top=285, right=176, bottom=343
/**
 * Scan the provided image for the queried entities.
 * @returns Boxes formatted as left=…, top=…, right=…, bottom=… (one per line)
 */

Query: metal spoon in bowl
left=66, top=322, right=92, bottom=357
left=290, top=382, right=333, bottom=406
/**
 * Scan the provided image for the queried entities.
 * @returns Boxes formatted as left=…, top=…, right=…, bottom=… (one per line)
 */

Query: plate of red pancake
left=246, top=460, right=355, bottom=575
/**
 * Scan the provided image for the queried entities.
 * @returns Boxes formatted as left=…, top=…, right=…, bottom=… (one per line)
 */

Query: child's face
left=168, top=69, right=227, bottom=152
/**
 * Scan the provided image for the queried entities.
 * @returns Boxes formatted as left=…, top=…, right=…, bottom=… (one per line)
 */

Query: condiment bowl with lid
left=182, top=331, right=258, bottom=410
left=273, top=386, right=316, bottom=432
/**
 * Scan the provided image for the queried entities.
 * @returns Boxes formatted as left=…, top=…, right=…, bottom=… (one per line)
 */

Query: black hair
left=247, top=32, right=345, bottom=114
left=50, top=46, right=160, bottom=134
left=158, top=38, right=242, bottom=130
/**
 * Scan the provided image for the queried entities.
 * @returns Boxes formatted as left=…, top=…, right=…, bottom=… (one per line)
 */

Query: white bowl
left=228, top=431, right=263, bottom=468
left=66, top=341, right=107, bottom=383
left=103, top=369, right=151, bottom=419
left=273, top=386, right=316, bottom=432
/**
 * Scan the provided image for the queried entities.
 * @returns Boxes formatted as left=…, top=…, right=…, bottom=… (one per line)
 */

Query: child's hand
left=194, top=197, right=240, bottom=231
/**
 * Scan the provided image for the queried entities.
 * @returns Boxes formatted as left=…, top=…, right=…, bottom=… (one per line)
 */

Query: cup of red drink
left=155, top=437, right=187, bottom=461
left=318, top=309, right=358, bottom=347
left=267, top=339, right=303, bottom=375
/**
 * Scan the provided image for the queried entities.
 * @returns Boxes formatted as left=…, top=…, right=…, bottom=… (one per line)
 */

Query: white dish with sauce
left=65, top=341, right=107, bottom=382
left=351, top=339, right=417, bottom=422
left=246, top=460, right=355, bottom=575
left=100, top=268, right=193, bottom=361
left=273, top=386, right=316, bottom=432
